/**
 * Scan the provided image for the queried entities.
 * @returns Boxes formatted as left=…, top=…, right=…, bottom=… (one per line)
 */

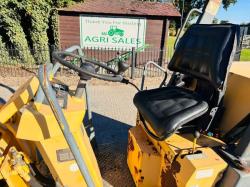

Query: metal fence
left=0, top=45, right=174, bottom=77
left=242, top=35, right=250, bottom=49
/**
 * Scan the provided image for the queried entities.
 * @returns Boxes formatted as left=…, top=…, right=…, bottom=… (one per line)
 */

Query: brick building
left=57, top=0, right=180, bottom=65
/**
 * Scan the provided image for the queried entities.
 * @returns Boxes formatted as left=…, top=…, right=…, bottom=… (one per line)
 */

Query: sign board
left=80, top=16, right=146, bottom=50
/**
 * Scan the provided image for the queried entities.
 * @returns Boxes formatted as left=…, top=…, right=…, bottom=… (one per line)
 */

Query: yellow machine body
left=0, top=77, right=103, bottom=187
left=127, top=62, right=250, bottom=187
left=219, top=62, right=250, bottom=135
left=1, top=62, right=250, bottom=187
left=127, top=123, right=227, bottom=187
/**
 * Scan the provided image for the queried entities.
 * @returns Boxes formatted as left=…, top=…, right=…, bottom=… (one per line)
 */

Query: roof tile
left=59, top=0, right=181, bottom=17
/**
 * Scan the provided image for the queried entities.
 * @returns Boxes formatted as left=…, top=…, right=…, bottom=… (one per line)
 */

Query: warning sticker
left=56, top=148, right=74, bottom=162
left=186, top=153, right=207, bottom=160
left=196, top=169, right=214, bottom=179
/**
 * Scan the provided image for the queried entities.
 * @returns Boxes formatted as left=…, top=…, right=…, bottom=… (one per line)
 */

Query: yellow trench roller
left=0, top=76, right=102, bottom=186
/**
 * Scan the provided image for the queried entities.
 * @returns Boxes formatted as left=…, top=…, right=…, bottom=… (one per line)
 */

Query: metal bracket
left=140, top=61, right=167, bottom=91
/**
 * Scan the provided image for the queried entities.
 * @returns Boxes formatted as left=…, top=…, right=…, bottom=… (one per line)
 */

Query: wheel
left=108, top=30, right=114, bottom=36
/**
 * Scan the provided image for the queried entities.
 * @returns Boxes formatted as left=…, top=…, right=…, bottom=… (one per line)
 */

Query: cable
left=121, top=78, right=140, bottom=91
left=128, top=81, right=140, bottom=91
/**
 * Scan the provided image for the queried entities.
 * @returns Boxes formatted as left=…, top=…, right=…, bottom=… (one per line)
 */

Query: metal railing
left=0, top=45, right=175, bottom=77
left=242, top=35, right=250, bottom=49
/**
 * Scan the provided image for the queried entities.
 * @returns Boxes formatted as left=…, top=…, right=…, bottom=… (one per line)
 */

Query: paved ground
left=87, top=85, right=137, bottom=186
left=0, top=76, right=162, bottom=186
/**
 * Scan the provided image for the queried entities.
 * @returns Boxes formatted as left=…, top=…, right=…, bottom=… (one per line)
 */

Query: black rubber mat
left=90, top=112, right=135, bottom=187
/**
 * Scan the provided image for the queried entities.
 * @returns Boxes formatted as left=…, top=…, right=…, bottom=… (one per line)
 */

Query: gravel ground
left=0, top=75, right=162, bottom=186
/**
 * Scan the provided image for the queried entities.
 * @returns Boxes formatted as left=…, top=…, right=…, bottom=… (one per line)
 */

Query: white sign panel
left=80, top=16, right=146, bottom=50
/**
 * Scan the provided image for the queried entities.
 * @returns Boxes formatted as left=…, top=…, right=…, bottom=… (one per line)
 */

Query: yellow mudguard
left=0, top=76, right=39, bottom=124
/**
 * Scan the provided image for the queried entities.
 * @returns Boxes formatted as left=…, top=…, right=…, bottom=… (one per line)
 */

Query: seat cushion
left=133, top=87, right=208, bottom=139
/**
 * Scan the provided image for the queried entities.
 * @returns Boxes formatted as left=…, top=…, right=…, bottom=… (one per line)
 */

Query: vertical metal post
left=38, top=65, right=95, bottom=187
left=159, top=19, right=168, bottom=67
left=84, top=83, right=97, bottom=149
left=181, top=0, right=185, bottom=28
left=75, top=79, right=97, bottom=150
left=238, top=26, right=248, bottom=61
left=131, top=47, right=136, bottom=79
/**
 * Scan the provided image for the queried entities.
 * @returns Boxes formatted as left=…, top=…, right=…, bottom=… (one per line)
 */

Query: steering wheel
left=52, top=51, right=127, bottom=82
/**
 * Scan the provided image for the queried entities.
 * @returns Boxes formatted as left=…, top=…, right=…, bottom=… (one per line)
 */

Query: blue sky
left=216, top=0, right=250, bottom=24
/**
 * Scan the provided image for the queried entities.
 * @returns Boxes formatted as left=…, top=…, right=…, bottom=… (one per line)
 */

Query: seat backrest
left=168, top=24, right=240, bottom=89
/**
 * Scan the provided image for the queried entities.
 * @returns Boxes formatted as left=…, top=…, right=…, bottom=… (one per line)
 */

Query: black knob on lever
left=194, top=131, right=201, bottom=139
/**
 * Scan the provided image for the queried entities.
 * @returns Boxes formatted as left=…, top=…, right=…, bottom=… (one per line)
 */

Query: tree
left=138, top=0, right=237, bottom=22
left=213, top=18, right=219, bottom=24
left=138, top=0, right=237, bottom=34
left=0, top=1, right=35, bottom=64
left=0, top=0, right=84, bottom=64
left=169, top=20, right=177, bottom=36
left=222, top=0, right=237, bottom=9
left=173, top=0, right=237, bottom=26
left=220, top=20, right=230, bottom=24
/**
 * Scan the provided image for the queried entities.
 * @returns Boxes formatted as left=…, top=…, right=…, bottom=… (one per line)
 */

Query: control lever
left=114, top=51, right=130, bottom=75
left=192, top=131, right=200, bottom=154
left=117, top=60, right=129, bottom=75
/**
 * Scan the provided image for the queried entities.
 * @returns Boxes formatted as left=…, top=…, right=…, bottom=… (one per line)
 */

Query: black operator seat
left=134, top=24, right=240, bottom=140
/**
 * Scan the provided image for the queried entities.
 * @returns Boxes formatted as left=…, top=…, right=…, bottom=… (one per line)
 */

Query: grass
left=167, top=36, right=250, bottom=62
left=166, top=36, right=176, bottom=60
left=168, top=36, right=176, bottom=49
left=240, top=49, right=250, bottom=61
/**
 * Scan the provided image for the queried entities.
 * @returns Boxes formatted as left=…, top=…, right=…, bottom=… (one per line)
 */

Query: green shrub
left=0, top=0, right=84, bottom=65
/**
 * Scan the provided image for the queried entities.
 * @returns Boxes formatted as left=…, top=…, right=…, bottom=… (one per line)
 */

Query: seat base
left=133, top=87, right=208, bottom=139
